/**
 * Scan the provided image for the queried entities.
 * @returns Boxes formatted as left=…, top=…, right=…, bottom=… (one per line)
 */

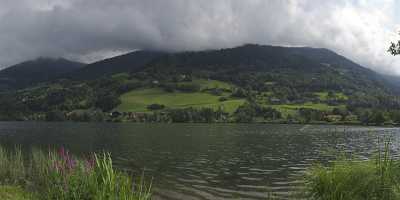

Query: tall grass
left=305, top=141, right=400, bottom=200
left=0, top=146, right=152, bottom=200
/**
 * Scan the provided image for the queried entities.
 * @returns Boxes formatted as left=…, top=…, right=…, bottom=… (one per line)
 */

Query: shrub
left=45, top=110, right=65, bottom=122
left=147, top=104, right=165, bottom=111
left=218, top=97, right=228, bottom=102
left=231, top=88, right=247, bottom=98
left=209, top=88, right=223, bottom=96
left=175, top=83, right=201, bottom=92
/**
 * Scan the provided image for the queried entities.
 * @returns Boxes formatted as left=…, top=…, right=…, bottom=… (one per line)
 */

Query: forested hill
left=1, top=44, right=400, bottom=124
left=69, top=51, right=165, bottom=80
left=144, top=44, right=392, bottom=95
left=0, top=58, right=84, bottom=90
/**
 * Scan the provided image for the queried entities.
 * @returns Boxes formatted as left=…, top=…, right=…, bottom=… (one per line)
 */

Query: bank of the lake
left=0, top=122, right=399, bottom=199
left=2, top=147, right=399, bottom=200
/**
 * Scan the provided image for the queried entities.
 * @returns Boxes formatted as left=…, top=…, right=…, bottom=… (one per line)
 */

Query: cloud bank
left=0, top=0, right=399, bottom=74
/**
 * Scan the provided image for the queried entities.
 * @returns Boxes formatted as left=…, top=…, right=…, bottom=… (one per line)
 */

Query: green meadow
left=268, top=103, right=346, bottom=117
left=116, top=88, right=245, bottom=113
left=192, top=79, right=233, bottom=90
left=314, top=92, right=348, bottom=101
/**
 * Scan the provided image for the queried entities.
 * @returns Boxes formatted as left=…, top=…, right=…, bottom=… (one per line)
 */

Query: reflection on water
left=0, top=122, right=399, bottom=199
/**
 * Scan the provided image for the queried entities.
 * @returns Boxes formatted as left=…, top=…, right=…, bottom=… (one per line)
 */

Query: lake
left=0, top=122, right=399, bottom=199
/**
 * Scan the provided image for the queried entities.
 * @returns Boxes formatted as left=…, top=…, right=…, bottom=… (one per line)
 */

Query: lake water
left=0, top=122, right=399, bottom=199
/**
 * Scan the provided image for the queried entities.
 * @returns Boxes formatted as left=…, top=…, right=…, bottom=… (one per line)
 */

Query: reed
left=305, top=141, right=400, bottom=200
left=0, top=145, right=152, bottom=200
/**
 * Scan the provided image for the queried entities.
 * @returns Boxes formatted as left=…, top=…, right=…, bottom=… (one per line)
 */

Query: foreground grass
left=0, top=146, right=151, bottom=200
left=0, top=186, right=36, bottom=200
left=305, top=143, right=400, bottom=200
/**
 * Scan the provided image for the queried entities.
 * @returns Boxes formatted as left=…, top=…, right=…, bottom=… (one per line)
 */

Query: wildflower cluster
left=0, top=146, right=151, bottom=200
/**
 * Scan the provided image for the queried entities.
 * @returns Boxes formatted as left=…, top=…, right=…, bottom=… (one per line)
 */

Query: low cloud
left=0, top=0, right=399, bottom=74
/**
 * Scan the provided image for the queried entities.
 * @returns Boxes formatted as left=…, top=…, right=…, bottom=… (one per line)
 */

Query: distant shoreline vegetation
left=2, top=105, right=395, bottom=126
left=0, top=78, right=395, bottom=125
left=0, top=83, right=396, bottom=125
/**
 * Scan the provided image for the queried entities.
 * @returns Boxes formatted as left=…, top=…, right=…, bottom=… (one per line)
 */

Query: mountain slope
left=70, top=50, right=165, bottom=80
left=0, top=58, right=84, bottom=89
left=141, top=44, right=392, bottom=95
left=2, top=44, right=400, bottom=123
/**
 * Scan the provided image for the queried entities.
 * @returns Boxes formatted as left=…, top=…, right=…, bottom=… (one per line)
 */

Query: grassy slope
left=192, top=79, right=233, bottom=90
left=116, top=78, right=346, bottom=117
left=116, top=88, right=244, bottom=113
left=314, top=92, right=348, bottom=101
left=269, top=103, right=346, bottom=117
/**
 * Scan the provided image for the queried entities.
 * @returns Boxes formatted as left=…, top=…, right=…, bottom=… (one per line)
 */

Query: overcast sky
left=0, top=0, right=400, bottom=74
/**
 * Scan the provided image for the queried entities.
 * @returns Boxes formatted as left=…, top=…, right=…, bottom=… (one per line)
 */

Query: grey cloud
left=0, top=0, right=398, bottom=74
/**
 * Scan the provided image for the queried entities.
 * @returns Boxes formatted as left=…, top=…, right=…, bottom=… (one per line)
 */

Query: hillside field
left=116, top=88, right=245, bottom=113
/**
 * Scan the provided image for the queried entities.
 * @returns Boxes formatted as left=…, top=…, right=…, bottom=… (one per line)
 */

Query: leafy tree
left=219, top=97, right=228, bottom=102
left=95, top=93, right=121, bottom=112
left=262, top=107, right=282, bottom=120
left=176, top=83, right=201, bottom=92
left=359, top=110, right=372, bottom=125
left=389, top=35, right=400, bottom=55
left=390, top=110, right=400, bottom=124
left=298, top=108, right=325, bottom=123
left=369, top=110, right=386, bottom=125
left=234, top=103, right=257, bottom=123
left=231, top=88, right=247, bottom=98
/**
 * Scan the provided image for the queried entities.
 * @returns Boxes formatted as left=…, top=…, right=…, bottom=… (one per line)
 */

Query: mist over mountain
left=70, top=51, right=165, bottom=80
left=1, top=1, right=399, bottom=75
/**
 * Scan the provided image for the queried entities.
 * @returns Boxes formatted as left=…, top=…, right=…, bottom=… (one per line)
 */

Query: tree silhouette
left=389, top=34, right=400, bottom=55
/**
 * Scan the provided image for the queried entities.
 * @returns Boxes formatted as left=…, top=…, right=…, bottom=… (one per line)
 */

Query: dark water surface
left=0, top=122, right=399, bottom=199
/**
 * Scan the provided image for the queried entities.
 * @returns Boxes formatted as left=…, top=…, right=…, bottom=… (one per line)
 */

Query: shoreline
left=0, top=120, right=397, bottom=127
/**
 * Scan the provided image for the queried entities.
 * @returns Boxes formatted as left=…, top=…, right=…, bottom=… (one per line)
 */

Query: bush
left=147, top=104, right=165, bottom=111
left=218, top=97, right=228, bottom=102
left=298, top=108, right=325, bottom=122
left=209, top=88, right=223, bottom=96
left=175, top=83, right=201, bottom=92
left=231, top=88, right=247, bottom=98
left=262, top=107, right=282, bottom=120
left=234, top=103, right=257, bottom=123
left=45, top=110, right=65, bottom=122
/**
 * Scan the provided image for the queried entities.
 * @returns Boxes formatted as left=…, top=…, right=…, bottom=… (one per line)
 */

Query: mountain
left=70, top=50, right=165, bottom=80
left=59, top=44, right=393, bottom=96
left=143, top=44, right=393, bottom=95
left=380, top=74, right=400, bottom=92
left=0, top=58, right=84, bottom=90
left=3, top=44, right=400, bottom=123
